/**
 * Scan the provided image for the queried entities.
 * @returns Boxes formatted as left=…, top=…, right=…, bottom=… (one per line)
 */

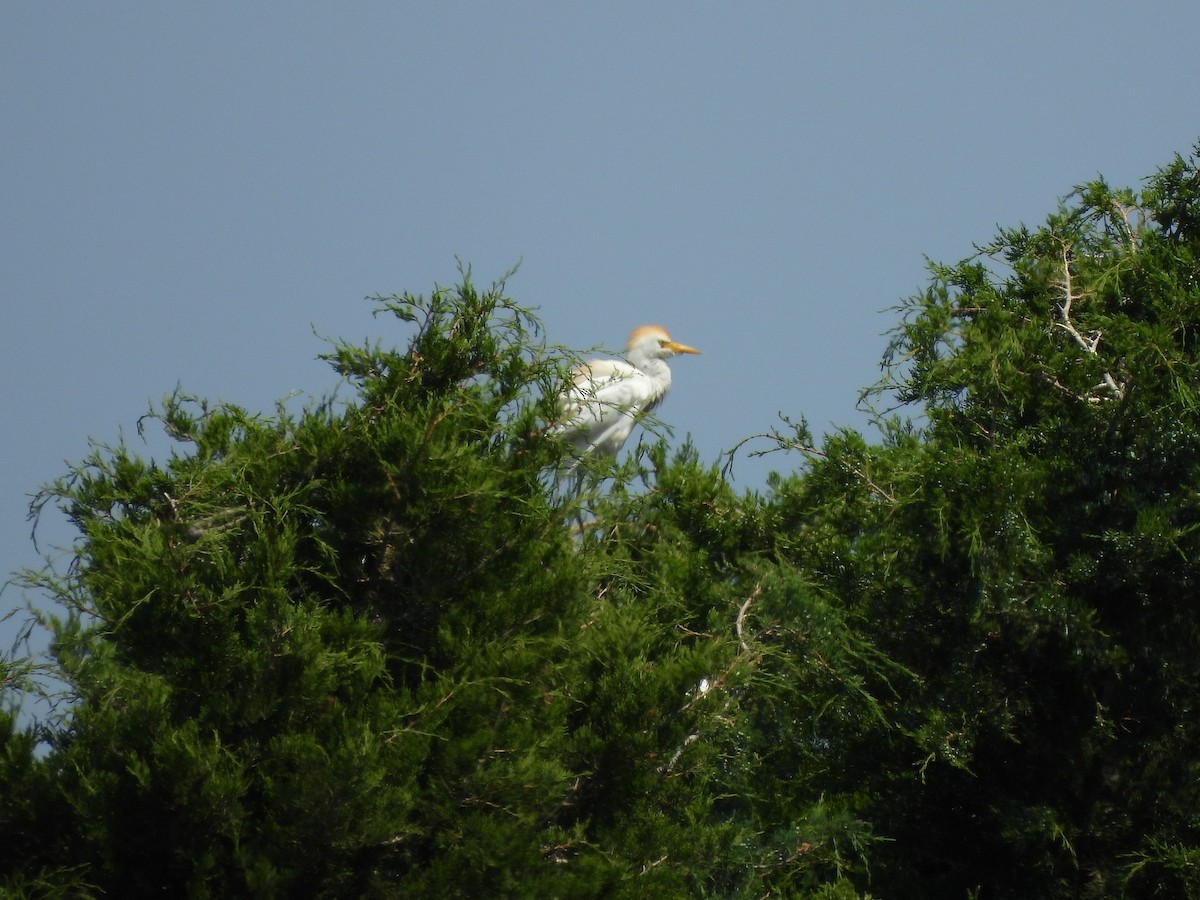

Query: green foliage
left=828, top=140, right=1200, bottom=896
left=4, top=144, right=1200, bottom=897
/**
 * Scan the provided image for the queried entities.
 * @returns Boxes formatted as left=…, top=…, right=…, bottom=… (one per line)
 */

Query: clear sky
left=3, top=3, right=1198, bottom=664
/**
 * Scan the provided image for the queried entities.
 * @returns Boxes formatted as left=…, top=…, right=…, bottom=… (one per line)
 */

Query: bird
left=554, top=324, right=700, bottom=461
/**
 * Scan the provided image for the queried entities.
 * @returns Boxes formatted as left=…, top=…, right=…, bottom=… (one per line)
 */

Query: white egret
left=555, top=324, right=700, bottom=460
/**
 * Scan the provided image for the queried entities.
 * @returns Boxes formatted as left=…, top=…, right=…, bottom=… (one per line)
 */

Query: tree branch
left=736, top=583, right=760, bottom=652
left=1053, top=242, right=1126, bottom=402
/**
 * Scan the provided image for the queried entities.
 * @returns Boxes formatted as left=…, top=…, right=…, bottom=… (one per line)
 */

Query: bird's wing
left=554, top=358, right=655, bottom=454
left=561, top=359, right=647, bottom=418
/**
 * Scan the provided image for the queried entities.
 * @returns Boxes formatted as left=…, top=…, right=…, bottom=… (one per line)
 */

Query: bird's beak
left=664, top=341, right=700, bottom=356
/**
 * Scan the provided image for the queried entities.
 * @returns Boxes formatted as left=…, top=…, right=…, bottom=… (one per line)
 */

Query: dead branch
left=736, top=583, right=761, bottom=652
left=1053, top=242, right=1126, bottom=402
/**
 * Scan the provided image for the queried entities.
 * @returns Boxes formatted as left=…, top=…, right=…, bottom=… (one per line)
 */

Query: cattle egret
left=555, top=325, right=700, bottom=460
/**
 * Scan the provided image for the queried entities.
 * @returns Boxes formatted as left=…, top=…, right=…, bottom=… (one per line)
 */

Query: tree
left=753, top=142, right=1200, bottom=896
left=6, top=278, right=582, bottom=896
left=4, top=144, right=1200, bottom=898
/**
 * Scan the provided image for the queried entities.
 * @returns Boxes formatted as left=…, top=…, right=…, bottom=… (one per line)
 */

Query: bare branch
left=1052, top=241, right=1126, bottom=402
left=736, top=583, right=760, bottom=652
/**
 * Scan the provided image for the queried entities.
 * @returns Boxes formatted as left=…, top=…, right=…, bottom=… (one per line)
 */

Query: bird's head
left=626, top=324, right=701, bottom=361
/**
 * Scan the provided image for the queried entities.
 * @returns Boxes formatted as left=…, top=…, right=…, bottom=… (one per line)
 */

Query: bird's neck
left=635, top=357, right=672, bottom=391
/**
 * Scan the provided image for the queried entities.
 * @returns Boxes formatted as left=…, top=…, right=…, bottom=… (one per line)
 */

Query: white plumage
left=555, top=324, right=700, bottom=458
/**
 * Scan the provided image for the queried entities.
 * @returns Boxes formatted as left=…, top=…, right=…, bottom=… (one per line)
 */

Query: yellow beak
left=664, top=341, right=701, bottom=355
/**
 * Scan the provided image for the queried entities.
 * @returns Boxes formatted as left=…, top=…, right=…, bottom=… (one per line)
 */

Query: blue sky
left=3, top=3, right=1198, bottom=669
